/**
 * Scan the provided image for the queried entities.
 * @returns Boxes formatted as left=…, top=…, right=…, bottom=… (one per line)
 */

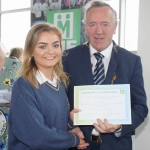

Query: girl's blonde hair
left=20, top=22, right=69, bottom=88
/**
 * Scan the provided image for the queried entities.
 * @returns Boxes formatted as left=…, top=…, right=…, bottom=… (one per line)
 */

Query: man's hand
left=93, top=118, right=121, bottom=133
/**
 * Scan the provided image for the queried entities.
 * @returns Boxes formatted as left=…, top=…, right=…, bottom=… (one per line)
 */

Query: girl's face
left=32, top=31, right=61, bottom=73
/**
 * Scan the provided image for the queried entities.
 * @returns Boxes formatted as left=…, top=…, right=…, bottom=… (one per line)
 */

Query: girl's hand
left=70, top=108, right=81, bottom=121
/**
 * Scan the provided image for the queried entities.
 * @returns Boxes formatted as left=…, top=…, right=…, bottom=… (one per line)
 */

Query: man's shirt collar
left=90, top=42, right=113, bottom=59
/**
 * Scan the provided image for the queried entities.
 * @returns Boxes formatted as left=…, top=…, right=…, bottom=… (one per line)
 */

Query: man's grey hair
left=82, top=0, right=117, bottom=24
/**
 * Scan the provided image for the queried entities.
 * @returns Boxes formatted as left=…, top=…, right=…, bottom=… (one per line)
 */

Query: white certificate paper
left=74, top=84, right=131, bottom=125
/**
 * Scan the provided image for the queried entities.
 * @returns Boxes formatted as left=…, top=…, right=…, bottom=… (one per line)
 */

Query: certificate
left=74, top=84, right=131, bottom=125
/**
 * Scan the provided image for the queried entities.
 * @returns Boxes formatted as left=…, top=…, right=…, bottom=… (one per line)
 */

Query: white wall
left=136, top=0, right=150, bottom=149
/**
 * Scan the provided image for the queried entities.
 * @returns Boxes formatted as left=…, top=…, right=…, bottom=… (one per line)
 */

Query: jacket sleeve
left=119, top=56, right=148, bottom=138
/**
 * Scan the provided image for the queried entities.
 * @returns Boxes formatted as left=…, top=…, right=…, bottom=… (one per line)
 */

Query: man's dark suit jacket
left=62, top=41, right=148, bottom=150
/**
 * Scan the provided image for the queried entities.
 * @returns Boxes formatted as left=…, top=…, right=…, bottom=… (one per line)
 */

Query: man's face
left=84, top=6, right=117, bottom=52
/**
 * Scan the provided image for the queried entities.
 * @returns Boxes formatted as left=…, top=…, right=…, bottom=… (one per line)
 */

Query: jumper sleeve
left=68, top=117, right=78, bottom=130
left=9, top=78, right=80, bottom=149
left=68, top=119, right=74, bottom=129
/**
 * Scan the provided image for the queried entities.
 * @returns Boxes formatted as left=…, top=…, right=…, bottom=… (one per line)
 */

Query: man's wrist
left=114, top=125, right=122, bottom=137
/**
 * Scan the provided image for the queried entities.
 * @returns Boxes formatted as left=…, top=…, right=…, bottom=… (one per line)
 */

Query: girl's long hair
left=20, top=22, right=69, bottom=88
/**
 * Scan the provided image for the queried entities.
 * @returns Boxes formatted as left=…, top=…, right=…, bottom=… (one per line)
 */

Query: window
left=106, top=0, right=139, bottom=51
left=1, top=11, right=31, bottom=53
left=125, top=0, right=139, bottom=51
left=0, top=0, right=139, bottom=53
left=1, top=0, right=31, bottom=11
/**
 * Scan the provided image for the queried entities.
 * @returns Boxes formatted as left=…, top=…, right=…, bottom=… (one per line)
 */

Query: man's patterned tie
left=93, top=52, right=105, bottom=85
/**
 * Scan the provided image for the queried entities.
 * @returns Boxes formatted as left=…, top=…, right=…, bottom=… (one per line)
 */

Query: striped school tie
left=93, top=53, right=105, bottom=85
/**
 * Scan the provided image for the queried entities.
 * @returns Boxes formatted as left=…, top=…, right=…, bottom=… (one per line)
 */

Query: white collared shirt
left=90, top=42, right=113, bottom=76
left=90, top=42, right=121, bottom=137
left=36, top=70, right=60, bottom=87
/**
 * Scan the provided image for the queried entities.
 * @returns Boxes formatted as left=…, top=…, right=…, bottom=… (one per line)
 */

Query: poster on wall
left=31, top=0, right=48, bottom=25
left=47, top=9, right=81, bottom=50
left=31, top=0, right=89, bottom=48
left=31, top=0, right=90, bottom=25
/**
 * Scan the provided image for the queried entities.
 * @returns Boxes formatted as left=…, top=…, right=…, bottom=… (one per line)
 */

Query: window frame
left=0, top=0, right=137, bottom=53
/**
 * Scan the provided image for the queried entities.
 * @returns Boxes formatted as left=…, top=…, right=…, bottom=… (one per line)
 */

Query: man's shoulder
left=62, top=44, right=90, bottom=65
left=117, top=45, right=138, bottom=58
left=65, top=44, right=86, bottom=51
left=63, top=44, right=89, bottom=55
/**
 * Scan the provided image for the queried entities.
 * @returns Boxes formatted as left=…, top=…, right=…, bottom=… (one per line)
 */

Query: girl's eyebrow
left=37, top=41, right=60, bottom=45
left=37, top=42, right=47, bottom=45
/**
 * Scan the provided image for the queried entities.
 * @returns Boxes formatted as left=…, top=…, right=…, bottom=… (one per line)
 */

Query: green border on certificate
left=74, top=84, right=131, bottom=125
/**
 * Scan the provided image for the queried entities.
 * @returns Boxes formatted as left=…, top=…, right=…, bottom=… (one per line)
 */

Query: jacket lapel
left=78, top=42, right=119, bottom=85
left=103, top=42, right=119, bottom=84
